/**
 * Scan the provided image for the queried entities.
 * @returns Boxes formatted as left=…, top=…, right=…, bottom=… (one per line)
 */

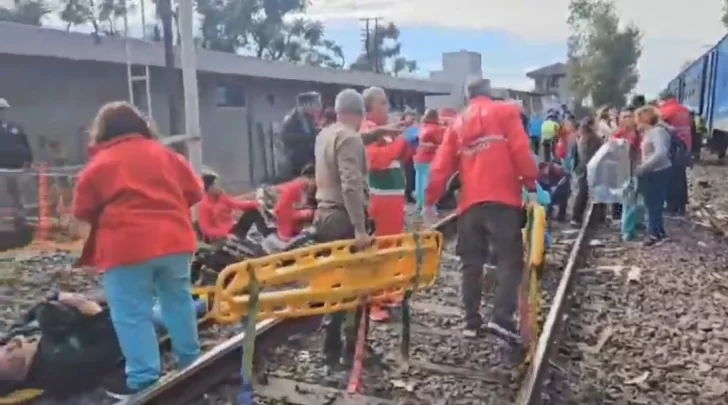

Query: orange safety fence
left=0, top=163, right=87, bottom=255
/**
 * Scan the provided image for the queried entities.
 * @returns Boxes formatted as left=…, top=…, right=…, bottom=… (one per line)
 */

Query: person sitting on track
left=71, top=102, right=203, bottom=399
left=198, top=173, right=271, bottom=243
left=537, top=160, right=570, bottom=222
left=314, top=88, right=374, bottom=367
left=425, top=78, right=539, bottom=343
left=261, top=164, right=317, bottom=252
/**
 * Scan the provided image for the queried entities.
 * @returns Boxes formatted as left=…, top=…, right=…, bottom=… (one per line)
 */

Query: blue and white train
left=663, top=33, right=728, bottom=158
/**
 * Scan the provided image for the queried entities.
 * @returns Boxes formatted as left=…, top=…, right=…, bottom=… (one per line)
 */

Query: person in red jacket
left=273, top=164, right=316, bottom=242
left=425, top=78, right=539, bottom=342
left=413, top=109, right=445, bottom=213
left=72, top=102, right=203, bottom=398
left=659, top=92, right=691, bottom=216
left=198, top=173, right=270, bottom=242
left=361, top=86, right=411, bottom=322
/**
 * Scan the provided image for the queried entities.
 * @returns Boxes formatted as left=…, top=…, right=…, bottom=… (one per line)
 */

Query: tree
left=350, top=21, right=417, bottom=76
left=0, top=0, right=50, bottom=25
left=195, top=0, right=345, bottom=68
left=567, top=0, right=641, bottom=108
left=59, top=0, right=132, bottom=36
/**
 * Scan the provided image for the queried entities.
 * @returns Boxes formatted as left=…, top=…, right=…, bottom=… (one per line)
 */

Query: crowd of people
left=0, top=81, right=700, bottom=398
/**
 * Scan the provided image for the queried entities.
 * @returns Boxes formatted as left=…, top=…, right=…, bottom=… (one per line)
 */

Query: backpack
left=663, top=124, right=692, bottom=167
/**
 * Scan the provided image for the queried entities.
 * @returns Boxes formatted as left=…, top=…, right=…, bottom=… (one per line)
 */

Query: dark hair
left=202, top=173, right=218, bottom=191
left=90, top=101, right=156, bottom=144
left=300, top=163, right=315, bottom=178
left=579, top=116, right=596, bottom=134
left=423, top=109, right=439, bottom=123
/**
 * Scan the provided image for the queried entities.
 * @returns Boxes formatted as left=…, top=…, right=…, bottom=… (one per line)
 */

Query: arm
left=504, top=108, right=538, bottom=191
left=72, top=166, right=100, bottom=223
left=639, top=130, right=670, bottom=172
left=425, top=126, right=459, bottom=206
left=366, top=136, right=407, bottom=170
left=221, top=194, right=259, bottom=211
left=337, top=136, right=368, bottom=235
left=197, top=201, right=229, bottom=239
left=171, top=152, right=203, bottom=207
left=576, top=137, right=589, bottom=173
left=273, top=181, right=311, bottom=227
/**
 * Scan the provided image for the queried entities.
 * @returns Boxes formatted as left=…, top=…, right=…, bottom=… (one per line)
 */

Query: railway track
left=113, top=202, right=595, bottom=405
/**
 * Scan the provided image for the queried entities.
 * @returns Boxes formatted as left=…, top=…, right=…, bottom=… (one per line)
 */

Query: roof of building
left=0, top=22, right=451, bottom=95
left=526, top=62, right=567, bottom=78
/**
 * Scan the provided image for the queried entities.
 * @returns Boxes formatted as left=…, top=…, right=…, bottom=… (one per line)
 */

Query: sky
left=4, top=0, right=725, bottom=97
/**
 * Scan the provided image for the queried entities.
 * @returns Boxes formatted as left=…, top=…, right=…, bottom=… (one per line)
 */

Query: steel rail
left=118, top=213, right=459, bottom=405
left=517, top=202, right=596, bottom=405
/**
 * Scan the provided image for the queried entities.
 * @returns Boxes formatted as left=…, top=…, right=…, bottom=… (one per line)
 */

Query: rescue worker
left=540, top=112, right=559, bottom=162
left=314, top=89, right=372, bottom=367
left=72, top=102, right=202, bottom=398
left=413, top=109, right=444, bottom=214
left=198, top=173, right=271, bottom=243
left=425, top=78, right=539, bottom=342
left=0, top=98, right=33, bottom=216
left=692, top=110, right=706, bottom=162
left=658, top=91, right=691, bottom=216
left=281, top=92, right=322, bottom=180
left=273, top=164, right=316, bottom=242
left=360, top=87, right=410, bottom=323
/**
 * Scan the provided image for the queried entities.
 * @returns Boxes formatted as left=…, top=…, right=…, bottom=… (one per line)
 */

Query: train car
left=680, top=57, right=707, bottom=113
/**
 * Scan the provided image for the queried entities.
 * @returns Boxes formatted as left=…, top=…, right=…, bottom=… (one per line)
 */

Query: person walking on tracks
left=314, top=89, right=374, bottom=367
left=72, top=102, right=203, bottom=399
left=425, top=78, right=539, bottom=343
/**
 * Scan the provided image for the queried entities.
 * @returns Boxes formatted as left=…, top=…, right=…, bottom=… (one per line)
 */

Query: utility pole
left=158, top=0, right=181, bottom=141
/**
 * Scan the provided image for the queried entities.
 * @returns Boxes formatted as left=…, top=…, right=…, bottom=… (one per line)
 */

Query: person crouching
left=537, top=161, right=570, bottom=222
left=273, top=164, right=316, bottom=242
left=72, top=102, right=203, bottom=398
left=198, top=173, right=271, bottom=243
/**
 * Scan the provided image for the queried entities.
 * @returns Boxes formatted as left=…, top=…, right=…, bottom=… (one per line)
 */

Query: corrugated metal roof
left=0, top=22, right=451, bottom=95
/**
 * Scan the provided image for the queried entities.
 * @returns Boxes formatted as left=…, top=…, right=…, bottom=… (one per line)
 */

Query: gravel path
left=544, top=162, right=728, bottom=404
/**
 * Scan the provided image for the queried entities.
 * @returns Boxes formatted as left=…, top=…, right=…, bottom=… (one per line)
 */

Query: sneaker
left=643, top=236, right=665, bottom=247
left=104, top=377, right=142, bottom=400
left=462, top=325, right=480, bottom=338
left=486, top=320, right=523, bottom=347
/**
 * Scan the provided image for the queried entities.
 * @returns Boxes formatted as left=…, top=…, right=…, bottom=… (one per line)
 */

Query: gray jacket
left=638, top=125, right=672, bottom=174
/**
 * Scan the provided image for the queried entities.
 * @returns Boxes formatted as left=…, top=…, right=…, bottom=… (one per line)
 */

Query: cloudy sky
left=4, top=0, right=724, bottom=97
left=306, top=0, right=726, bottom=97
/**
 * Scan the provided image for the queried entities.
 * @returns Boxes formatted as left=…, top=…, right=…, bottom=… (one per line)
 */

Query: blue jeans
left=102, top=254, right=201, bottom=390
left=414, top=162, right=431, bottom=212
left=639, top=168, right=669, bottom=239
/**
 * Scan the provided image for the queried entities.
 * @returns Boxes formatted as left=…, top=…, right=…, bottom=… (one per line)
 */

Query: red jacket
left=274, top=178, right=314, bottom=241
left=198, top=193, right=258, bottom=240
left=660, top=99, right=692, bottom=150
left=425, top=96, right=538, bottom=213
left=413, top=122, right=445, bottom=164
left=73, top=134, right=203, bottom=272
left=611, top=127, right=641, bottom=152
left=360, top=119, right=410, bottom=169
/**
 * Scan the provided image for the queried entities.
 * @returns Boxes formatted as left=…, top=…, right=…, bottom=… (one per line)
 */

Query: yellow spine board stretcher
left=0, top=290, right=213, bottom=405
left=518, top=204, right=547, bottom=366
left=211, top=231, right=444, bottom=324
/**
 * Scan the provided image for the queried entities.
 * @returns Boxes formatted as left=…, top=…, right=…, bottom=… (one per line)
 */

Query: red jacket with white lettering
left=274, top=178, right=314, bottom=241
left=425, top=96, right=538, bottom=213
left=413, top=122, right=445, bottom=164
left=660, top=99, right=692, bottom=151
left=73, top=134, right=203, bottom=272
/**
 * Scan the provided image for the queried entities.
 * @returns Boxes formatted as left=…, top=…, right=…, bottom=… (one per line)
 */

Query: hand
left=354, top=231, right=373, bottom=250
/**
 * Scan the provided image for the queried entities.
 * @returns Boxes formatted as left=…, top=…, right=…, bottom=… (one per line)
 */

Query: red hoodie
left=198, top=193, right=258, bottom=240
left=273, top=178, right=314, bottom=241
left=413, top=122, right=445, bottom=164
left=73, top=134, right=203, bottom=272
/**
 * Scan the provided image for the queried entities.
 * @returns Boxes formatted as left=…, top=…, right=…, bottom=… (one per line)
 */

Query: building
left=426, top=50, right=487, bottom=110
left=0, top=22, right=450, bottom=193
left=526, top=62, right=572, bottom=107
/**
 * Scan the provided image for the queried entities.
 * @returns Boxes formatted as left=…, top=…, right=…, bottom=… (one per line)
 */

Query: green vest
left=541, top=120, right=559, bottom=141
left=369, top=160, right=406, bottom=196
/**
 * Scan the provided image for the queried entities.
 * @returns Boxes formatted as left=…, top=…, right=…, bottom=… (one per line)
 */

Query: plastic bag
left=587, top=139, right=631, bottom=204
left=621, top=177, right=644, bottom=241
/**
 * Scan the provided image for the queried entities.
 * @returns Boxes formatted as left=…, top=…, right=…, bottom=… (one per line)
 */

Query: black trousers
left=665, top=165, right=688, bottom=214
left=230, top=210, right=271, bottom=239
left=572, top=174, right=606, bottom=224
left=404, top=159, right=416, bottom=203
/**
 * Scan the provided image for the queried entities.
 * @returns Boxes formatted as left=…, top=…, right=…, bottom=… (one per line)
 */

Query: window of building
left=215, top=83, right=246, bottom=107
left=549, top=76, right=559, bottom=88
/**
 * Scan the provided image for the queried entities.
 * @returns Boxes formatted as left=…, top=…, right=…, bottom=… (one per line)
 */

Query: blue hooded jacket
left=528, top=117, right=544, bottom=140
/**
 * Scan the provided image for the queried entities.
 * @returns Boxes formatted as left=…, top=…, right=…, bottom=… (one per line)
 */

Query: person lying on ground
left=198, top=173, right=272, bottom=243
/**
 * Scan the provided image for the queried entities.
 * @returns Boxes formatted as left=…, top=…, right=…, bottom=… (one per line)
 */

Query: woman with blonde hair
left=634, top=105, right=672, bottom=246
left=72, top=102, right=203, bottom=398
